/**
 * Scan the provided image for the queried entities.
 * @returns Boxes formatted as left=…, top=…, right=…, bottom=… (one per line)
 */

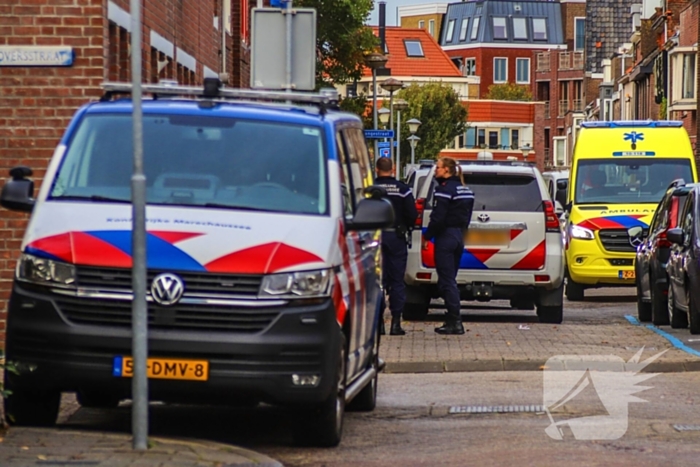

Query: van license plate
left=618, top=270, right=635, bottom=280
left=465, top=229, right=509, bottom=246
left=113, top=356, right=209, bottom=381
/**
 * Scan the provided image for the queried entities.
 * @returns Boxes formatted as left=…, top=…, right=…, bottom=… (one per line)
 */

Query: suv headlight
left=259, top=269, right=331, bottom=298
left=569, top=224, right=595, bottom=240
left=17, top=253, right=76, bottom=286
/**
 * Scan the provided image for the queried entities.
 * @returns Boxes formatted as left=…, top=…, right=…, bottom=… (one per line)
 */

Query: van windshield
left=574, top=158, right=693, bottom=205
left=49, top=114, right=328, bottom=215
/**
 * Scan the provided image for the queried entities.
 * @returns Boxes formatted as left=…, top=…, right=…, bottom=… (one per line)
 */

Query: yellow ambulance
left=564, top=121, right=697, bottom=301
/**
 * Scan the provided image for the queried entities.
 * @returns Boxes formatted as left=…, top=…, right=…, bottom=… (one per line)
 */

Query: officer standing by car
left=423, top=157, right=474, bottom=335
left=374, top=157, right=418, bottom=336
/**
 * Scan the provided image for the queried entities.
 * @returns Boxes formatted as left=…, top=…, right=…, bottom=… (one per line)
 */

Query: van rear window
left=463, top=174, right=542, bottom=212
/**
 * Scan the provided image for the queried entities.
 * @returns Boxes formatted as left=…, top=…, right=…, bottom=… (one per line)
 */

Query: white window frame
left=418, top=20, right=425, bottom=29
left=682, top=53, right=696, bottom=99
left=516, top=57, right=530, bottom=84
left=445, top=19, right=456, bottom=42
left=553, top=136, right=567, bottom=167
left=463, top=57, right=476, bottom=76
left=223, top=0, right=231, bottom=34
left=494, top=57, right=507, bottom=83
left=574, top=17, right=585, bottom=51
left=429, top=19, right=435, bottom=36
left=493, top=17, right=508, bottom=40
left=459, top=18, right=469, bottom=41
left=513, top=17, right=527, bottom=40
left=532, top=18, right=547, bottom=41
left=470, top=17, right=480, bottom=40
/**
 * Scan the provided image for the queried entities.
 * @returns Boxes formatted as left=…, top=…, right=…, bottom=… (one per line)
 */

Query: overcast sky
left=367, top=0, right=453, bottom=26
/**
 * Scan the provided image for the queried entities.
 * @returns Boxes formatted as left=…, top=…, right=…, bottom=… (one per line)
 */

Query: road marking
left=449, top=405, right=545, bottom=414
left=624, top=314, right=700, bottom=359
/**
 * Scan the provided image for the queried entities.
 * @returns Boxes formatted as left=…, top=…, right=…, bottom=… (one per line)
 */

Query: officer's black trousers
left=381, top=230, right=408, bottom=319
left=434, top=227, right=464, bottom=322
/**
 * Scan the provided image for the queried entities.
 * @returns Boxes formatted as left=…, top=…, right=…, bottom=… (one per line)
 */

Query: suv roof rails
left=457, top=160, right=535, bottom=167
left=99, top=78, right=340, bottom=114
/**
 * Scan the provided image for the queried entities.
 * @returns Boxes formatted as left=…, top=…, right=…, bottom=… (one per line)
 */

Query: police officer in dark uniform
left=423, top=157, right=474, bottom=335
left=374, top=157, right=418, bottom=336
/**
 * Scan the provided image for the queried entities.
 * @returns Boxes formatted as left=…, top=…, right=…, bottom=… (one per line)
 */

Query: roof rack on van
left=457, top=160, right=535, bottom=167
left=580, top=120, right=683, bottom=128
left=100, top=78, right=340, bottom=114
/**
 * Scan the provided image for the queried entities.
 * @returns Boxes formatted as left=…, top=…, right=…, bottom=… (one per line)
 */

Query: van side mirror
left=1, top=166, right=35, bottom=212
left=346, top=198, right=395, bottom=231
left=564, top=201, right=572, bottom=213
left=667, top=228, right=684, bottom=246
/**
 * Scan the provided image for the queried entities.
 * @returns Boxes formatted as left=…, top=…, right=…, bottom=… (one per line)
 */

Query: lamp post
left=380, top=78, right=404, bottom=166
left=407, top=118, right=422, bottom=167
left=393, top=98, right=408, bottom=175
left=378, top=108, right=391, bottom=161
left=408, top=135, right=421, bottom=169
left=364, top=53, right=388, bottom=162
left=521, top=144, right=532, bottom=162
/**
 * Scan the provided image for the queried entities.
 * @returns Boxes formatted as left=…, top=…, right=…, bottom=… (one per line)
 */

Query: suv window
left=466, top=173, right=542, bottom=211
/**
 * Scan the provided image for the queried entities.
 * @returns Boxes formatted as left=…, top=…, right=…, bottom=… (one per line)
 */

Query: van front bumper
left=4, top=283, right=341, bottom=407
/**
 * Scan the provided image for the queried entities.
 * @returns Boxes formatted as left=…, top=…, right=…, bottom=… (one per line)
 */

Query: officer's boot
left=390, top=316, right=406, bottom=336
left=379, top=318, right=386, bottom=335
left=435, top=315, right=465, bottom=335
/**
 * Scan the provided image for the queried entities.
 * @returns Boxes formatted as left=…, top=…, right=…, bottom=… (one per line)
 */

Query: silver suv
left=404, top=161, right=565, bottom=323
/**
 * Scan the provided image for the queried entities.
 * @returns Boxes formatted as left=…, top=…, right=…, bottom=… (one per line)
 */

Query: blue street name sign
left=377, top=142, right=391, bottom=149
left=364, top=129, right=395, bottom=139
left=379, top=148, right=391, bottom=158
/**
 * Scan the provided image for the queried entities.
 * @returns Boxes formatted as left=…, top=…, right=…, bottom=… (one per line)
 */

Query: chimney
left=379, top=1, right=386, bottom=53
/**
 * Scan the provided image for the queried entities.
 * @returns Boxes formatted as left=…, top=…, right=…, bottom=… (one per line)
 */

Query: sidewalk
left=0, top=425, right=283, bottom=467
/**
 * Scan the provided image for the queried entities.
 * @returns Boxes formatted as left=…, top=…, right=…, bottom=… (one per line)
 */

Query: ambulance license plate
left=113, top=356, right=209, bottom=381
left=618, top=270, right=635, bottom=280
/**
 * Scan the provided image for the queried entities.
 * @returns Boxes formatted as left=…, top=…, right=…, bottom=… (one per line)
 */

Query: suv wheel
left=403, top=286, right=430, bottom=321
left=636, top=277, right=652, bottom=322
left=689, top=288, right=700, bottom=335
left=565, top=278, right=585, bottom=301
left=3, top=377, right=61, bottom=427
left=537, top=305, right=563, bottom=324
left=510, top=297, right=535, bottom=310
left=294, top=332, right=346, bottom=447
left=650, top=272, right=670, bottom=326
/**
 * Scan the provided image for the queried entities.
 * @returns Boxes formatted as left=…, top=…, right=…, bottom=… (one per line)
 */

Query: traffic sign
left=364, top=129, right=395, bottom=139
left=379, top=147, right=391, bottom=158
left=377, top=141, right=391, bottom=149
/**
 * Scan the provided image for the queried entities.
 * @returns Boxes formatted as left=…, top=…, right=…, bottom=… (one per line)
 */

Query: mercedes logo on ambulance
left=151, top=273, right=184, bottom=306
left=627, top=226, right=644, bottom=249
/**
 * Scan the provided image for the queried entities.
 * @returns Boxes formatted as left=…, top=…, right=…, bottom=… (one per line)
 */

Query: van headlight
left=17, top=254, right=76, bottom=286
left=259, top=269, right=331, bottom=298
left=569, top=225, right=595, bottom=240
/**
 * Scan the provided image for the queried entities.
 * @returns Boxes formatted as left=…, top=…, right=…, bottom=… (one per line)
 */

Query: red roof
left=364, top=27, right=462, bottom=78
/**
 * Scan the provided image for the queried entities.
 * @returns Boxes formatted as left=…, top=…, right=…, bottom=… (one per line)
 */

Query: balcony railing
left=558, top=100, right=569, bottom=116
left=572, top=51, right=584, bottom=70
left=572, top=99, right=583, bottom=111
left=543, top=101, right=550, bottom=119
left=544, top=148, right=551, bottom=168
left=537, top=52, right=550, bottom=72
left=559, top=52, right=571, bottom=70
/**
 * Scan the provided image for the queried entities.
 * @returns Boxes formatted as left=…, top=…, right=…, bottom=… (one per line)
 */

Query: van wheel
left=403, top=286, right=430, bottom=321
left=77, top=390, right=121, bottom=409
left=650, top=273, right=670, bottom=326
left=689, top=289, right=700, bottom=335
left=565, top=278, right=584, bottom=301
left=3, top=378, right=60, bottom=427
left=347, top=326, right=379, bottom=412
left=294, top=333, right=346, bottom=447
left=537, top=305, right=563, bottom=324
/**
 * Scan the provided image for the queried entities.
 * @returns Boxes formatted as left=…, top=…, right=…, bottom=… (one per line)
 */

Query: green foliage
left=395, top=82, right=468, bottom=163
left=295, top=0, right=378, bottom=88
left=486, top=83, right=533, bottom=101
left=338, top=93, right=373, bottom=128
left=659, top=96, right=667, bottom=120
left=1, top=351, right=21, bottom=426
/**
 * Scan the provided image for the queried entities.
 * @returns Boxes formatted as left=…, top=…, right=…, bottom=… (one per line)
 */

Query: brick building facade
left=0, top=0, right=252, bottom=345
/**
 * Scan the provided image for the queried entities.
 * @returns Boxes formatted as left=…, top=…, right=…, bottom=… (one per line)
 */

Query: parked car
left=635, top=179, right=693, bottom=324
left=0, top=80, right=393, bottom=447
left=542, top=169, right=569, bottom=213
left=666, top=184, right=700, bottom=333
left=404, top=160, right=565, bottom=324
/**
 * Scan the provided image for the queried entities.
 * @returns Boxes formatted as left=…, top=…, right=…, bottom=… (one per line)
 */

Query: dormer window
left=459, top=18, right=469, bottom=41
left=471, top=17, right=480, bottom=40
left=404, top=40, right=424, bottom=57
left=513, top=17, right=527, bottom=40
left=533, top=18, right=547, bottom=40
left=445, top=19, right=456, bottom=43
left=493, top=17, right=507, bottom=40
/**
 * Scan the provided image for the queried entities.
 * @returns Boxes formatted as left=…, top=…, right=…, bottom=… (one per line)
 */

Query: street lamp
left=408, top=135, right=421, bottom=169
left=393, top=98, right=408, bottom=175
left=364, top=52, right=388, bottom=162
left=521, top=144, right=532, bottom=162
left=378, top=107, right=391, bottom=127
left=380, top=78, right=404, bottom=166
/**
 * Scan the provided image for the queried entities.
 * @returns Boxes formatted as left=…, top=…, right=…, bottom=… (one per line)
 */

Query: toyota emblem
left=477, top=213, right=490, bottom=223
left=151, top=273, right=184, bottom=306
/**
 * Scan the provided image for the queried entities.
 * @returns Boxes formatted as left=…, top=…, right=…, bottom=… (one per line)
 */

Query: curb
left=384, top=359, right=700, bottom=373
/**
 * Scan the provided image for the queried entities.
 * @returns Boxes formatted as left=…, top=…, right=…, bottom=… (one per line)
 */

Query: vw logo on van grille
left=477, top=213, right=490, bottom=223
left=151, top=273, right=184, bottom=306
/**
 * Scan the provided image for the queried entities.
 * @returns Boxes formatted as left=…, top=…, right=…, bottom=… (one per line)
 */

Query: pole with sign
left=130, top=0, right=149, bottom=451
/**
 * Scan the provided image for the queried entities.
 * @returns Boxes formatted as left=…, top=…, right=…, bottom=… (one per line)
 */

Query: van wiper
left=51, top=194, right=130, bottom=203
left=204, top=203, right=277, bottom=213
